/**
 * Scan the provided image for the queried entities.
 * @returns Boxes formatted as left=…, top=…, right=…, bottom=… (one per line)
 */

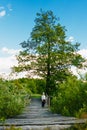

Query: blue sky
left=0, top=0, right=87, bottom=77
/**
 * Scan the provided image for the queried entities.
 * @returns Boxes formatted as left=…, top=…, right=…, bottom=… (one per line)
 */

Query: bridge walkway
left=0, top=98, right=86, bottom=130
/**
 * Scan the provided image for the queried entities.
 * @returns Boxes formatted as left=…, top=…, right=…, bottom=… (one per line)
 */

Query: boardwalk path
left=0, top=98, right=87, bottom=130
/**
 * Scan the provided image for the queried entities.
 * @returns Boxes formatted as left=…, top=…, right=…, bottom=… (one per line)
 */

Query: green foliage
left=5, top=125, right=22, bottom=130
left=12, top=10, right=85, bottom=96
left=16, top=78, right=46, bottom=94
left=35, top=79, right=46, bottom=94
left=51, top=76, right=87, bottom=117
left=0, top=77, right=45, bottom=119
left=31, top=93, right=41, bottom=98
left=0, top=79, right=29, bottom=119
left=63, top=123, right=87, bottom=130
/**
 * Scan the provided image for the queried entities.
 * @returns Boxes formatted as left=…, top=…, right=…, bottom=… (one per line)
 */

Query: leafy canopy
left=12, top=10, right=85, bottom=95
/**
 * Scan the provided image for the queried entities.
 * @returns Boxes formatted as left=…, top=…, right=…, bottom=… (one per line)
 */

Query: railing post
left=46, top=96, right=50, bottom=107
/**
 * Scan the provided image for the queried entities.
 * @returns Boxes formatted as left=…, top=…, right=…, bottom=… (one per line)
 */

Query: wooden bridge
left=0, top=98, right=87, bottom=130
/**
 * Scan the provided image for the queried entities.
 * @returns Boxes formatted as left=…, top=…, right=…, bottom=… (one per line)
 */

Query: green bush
left=51, top=76, right=87, bottom=117
left=0, top=80, right=29, bottom=119
left=5, top=125, right=22, bottom=130
left=62, top=123, right=87, bottom=130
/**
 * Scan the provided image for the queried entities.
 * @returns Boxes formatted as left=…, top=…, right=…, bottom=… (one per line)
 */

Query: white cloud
left=0, top=47, right=21, bottom=78
left=1, top=47, right=21, bottom=55
left=0, top=47, right=87, bottom=79
left=0, top=10, right=6, bottom=17
left=70, top=49, right=87, bottom=78
left=67, top=36, right=74, bottom=42
left=78, top=49, right=87, bottom=58
left=0, top=56, right=17, bottom=73
left=0, top=3, right=13, bottom=18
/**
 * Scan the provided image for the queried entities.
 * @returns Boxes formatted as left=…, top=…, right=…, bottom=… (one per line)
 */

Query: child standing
left=41, top=92, right=46, bottom=107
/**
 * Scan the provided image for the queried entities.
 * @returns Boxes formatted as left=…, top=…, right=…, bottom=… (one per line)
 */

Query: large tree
left=12, top=10, right=85, bottom=95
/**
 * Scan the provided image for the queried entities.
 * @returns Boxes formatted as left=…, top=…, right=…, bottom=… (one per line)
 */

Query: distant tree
left=12, top=10, right=85, bottom=95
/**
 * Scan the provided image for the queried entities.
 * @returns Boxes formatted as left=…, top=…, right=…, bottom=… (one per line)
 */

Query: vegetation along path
left=0, top=98, right=87, bottom=130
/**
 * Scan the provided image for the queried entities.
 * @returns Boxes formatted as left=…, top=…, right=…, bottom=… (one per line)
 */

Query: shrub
left=0, top=81, right=29, bottom=119
left=51, top=76, right=87, bottom=117
left=5, top=125, right=22, bottom=130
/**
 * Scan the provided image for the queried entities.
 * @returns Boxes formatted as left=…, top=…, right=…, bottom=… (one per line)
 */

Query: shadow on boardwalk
left=0, top=98, right=87, bottom=130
